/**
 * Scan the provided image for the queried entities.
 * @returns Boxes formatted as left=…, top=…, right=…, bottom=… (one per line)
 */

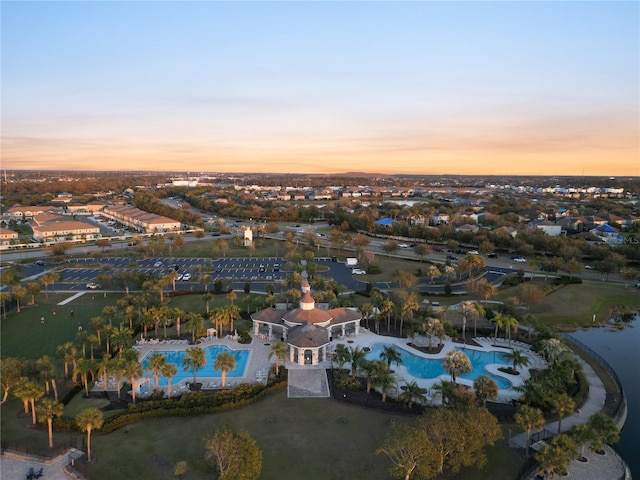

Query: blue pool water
left=140, top=346, right=250, bottom=387
left=366, top=343, right=513, bottom=389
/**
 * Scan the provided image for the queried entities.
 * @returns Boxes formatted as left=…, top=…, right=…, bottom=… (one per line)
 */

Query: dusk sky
left=2, top=1, right=638, bottom=176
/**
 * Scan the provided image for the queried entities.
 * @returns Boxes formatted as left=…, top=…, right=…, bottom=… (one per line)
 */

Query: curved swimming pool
left=366, top=343, right=513, bottom=389
left=140, top=345, right=250, bottom=387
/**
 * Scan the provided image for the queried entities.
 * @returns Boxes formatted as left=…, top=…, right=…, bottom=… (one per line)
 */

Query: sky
left=1, top=0, right=639, bottom=176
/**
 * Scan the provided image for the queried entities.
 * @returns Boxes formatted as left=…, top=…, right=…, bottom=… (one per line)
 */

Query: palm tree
left=490, top=314, right=505, bottom=346
left=36, top=355, right=59, bottom=400
left=187, top=312, right=204, bottom=344
left=76, top=408, right=104, bottom=463
left=162, top=362, right=177, bottom=398
left=14, top=377, right=44, bottom=424
left=551, top=392, right=576, bottom=434
left=571, top=424, right=595, bottom=461
left=203, top=292, right=214, bottom=315
left=121, top=350, right=143, bottom=403
left=73, top=358, right=96, bottom=396
left=501, top=349, right=531, bottom=374
left=375, top=369, right=396, bottom=402
left=515, top=405, right=545, bottom=457
left=459, top=301, right=479, bottom=343
left=379, top=299, right=395, bottom=332
left=97, top=353, right=113, bottom=394
left=214, top=350, right=236, bottom=388
left=535, top=434, right=578, bottom=478
left=399, top=380, right=427, bottom=409
left=146, top=352, right=167, bottom=391
left=587, top=412, right=620, bottom=453
left=359, top=303, right=374, bottom=330
left=473, top=375, right=498, bottom=406
left=268, top=341, right=288, bottom=374
left=11, top=284, right=27, bottom=312
left=183, top=347, right=206, bottom=386
left=333, top=344, right=351, bottom=370
left=380, top=345, right=402, bottom=372
left=227, top=290, right=237, bottom=305
left=432, top=380, right=454, bottom=406
left=502, top=316, right=519, bottom=347
left=540, top=338, right=568, bottom=365
left=200, top=273, right=212, bottom=292
left=441, top=350, right=471, bottom=383
left=37, top=398, right=64, bottom=448
left=111, top=327, right=133, bottom=354
left=349, top=346, right=366, bottom=379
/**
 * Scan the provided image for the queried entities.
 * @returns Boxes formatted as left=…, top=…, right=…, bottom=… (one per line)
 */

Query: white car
left=398, top=243, right=410, bottom=248
left=86, top=283, right=100, bottom=290
left=176, top=273, right=184, bottom=281
left=468, top=250, right=479, bottom=255
left=153, top=261, right=163, bottom=267
left=352, top=269, right=367, bottom=275
left=513, top=257, right=527, bottom=263
left=182, top=273, right=192, bottom=281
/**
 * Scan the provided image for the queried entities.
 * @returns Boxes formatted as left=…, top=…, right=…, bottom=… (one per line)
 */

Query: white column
left=254, top=322, right=260, bottom=335
left=354, top=323, right=360, bottom=335
left=341, top=325, right=346, bottom=337
left=289, top=346, right=295, bottom=363
left=312, top=349, right=318, bottom=365
left=298, top=349, right=305, bottom=365
left=268, top=325, right=273, bottom=337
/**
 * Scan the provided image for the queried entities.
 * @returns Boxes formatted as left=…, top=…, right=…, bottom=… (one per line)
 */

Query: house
left=532, top=219, right=563, bottom=236
left=0, top=227, right=19, bottom=246
left=431, top=213, right=450, bottom=225
left=102, top=205, right=181, bottom=233
left=32, top=221, right=100, bottom=243
left=589, top=224, right=624, bottom=245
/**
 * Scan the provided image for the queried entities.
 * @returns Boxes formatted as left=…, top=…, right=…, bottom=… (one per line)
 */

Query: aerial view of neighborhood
left=1, top=170, right=638, bottom=480
left=1, top=1, right=638, bottom=480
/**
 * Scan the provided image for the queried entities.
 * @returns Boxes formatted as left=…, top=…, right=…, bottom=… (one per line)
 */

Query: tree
left=36, top=355, right=59, bottom=400
left=432, top=380, right=455, bottom=406
left=186, top=312, right=205, bottom=344
left=501, top=349, right=530, bottom=374
left=490, top=313, right=506, bottom=346
left=333, top=344, right=351, bottom=370
left=587, top=412, right=620, bottom=453
left=10, top=284, right=27, bottom=312
left=268, top=341, right=288, bottom=374
left=26, top=281, right=41, bottom=305
left=37, top=398, right=64, bottom=448
left=182, top=347, right=206, bottom=386
left=204, top=427, right=262, bottom=480
left=57, top=342, right=78, bottom=378
left=514, top=405, right=545, bottom=456
left=551, top=392, right=576, bottom=434
left=73, top=358, right=96, bottom=396
left=0, top=356, right=24, bottom=404
left=376, top=422, right=435, bottom=480
left=214, top=350, right=236, bottom=388
left=14, top=377, right=44, bottom=425
left=76, top=408, right=104, bottom=463
left=535, top=434, right=578, bottom=478
left=349, top=346, right=367, bottom=379
left=571, top=423, right=596, bottom=461
left=162, top=362, right=178, bottom=398
left=441, top=350, right=471, bottom=383
left=473, top=375, right=498, bottom=406
left=380, top=345, right=402, bottom=371
left=502, top=315, right=519, bottom=347
left=146, top=352, right=167, bottom=391
left=458, top=301, right=479, bottom=343
left=121, top=349, right=143, bottom=403
left=399, top=380, right=428, bottom=409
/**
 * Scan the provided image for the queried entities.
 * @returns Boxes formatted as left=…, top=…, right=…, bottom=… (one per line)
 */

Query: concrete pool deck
left=311, top=330, right=546, bottom=405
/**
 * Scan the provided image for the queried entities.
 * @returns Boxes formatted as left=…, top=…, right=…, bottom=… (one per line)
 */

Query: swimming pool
left=366, top=343, right=513, bottom=389
left=140, top=346, right=250, bottom=387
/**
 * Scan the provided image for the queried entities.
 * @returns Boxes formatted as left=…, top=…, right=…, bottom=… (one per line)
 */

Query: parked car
left=398, top=243, right=410, bottom=248
left=487, top=253, right=498, bottom=258
left=447, top=255, right=458, bottom=261
left=86, top=283, right=100, bottom=290
left=182, top=273, right=192, bottom=281
left=153, top=261, right=163, bottom=267
left=352, top=269, right=367, bottom=275
left=259, top=264, right=266, bottom=272
left=467, top=250, right=479, bottom=255
left=34, top=260, right=45, bottom=266
left=513, top=257, right=527, bottom=263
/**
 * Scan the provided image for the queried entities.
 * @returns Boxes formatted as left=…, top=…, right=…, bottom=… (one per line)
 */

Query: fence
left=559, top=333, right=628, bottom=426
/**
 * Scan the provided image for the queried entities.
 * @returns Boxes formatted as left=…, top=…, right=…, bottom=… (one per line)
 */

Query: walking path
left=0, top=448, right=84, bottom=480
left=510, top=356, right=606, bottom=449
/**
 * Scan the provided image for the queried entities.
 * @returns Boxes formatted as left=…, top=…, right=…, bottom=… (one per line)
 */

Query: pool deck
left=315, top=330, right=546, bottom=405
left=92, top=333, right=274, bottom=397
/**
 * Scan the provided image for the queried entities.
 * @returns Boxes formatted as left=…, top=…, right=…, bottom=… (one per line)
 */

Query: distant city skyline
left=2, top=1, right=638, bottom=176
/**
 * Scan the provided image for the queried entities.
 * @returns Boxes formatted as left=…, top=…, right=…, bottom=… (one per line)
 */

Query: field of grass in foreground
left=84, top=391, right=522, bottom=480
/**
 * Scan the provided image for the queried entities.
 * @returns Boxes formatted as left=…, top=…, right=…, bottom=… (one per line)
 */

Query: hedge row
left=55, top=380, right=287, bottom=434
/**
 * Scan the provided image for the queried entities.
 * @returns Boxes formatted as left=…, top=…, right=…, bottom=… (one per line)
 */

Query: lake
left=568, top=321, right=639, bottom=478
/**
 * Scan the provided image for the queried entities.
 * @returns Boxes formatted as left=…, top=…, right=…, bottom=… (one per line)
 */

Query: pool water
left=366, top=343, right=513, bottom=389
left=140, top=346, right=250, bottom=387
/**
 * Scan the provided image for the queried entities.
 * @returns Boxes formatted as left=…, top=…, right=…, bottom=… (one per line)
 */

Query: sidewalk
left=510, top=356, right=606, bottom=449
